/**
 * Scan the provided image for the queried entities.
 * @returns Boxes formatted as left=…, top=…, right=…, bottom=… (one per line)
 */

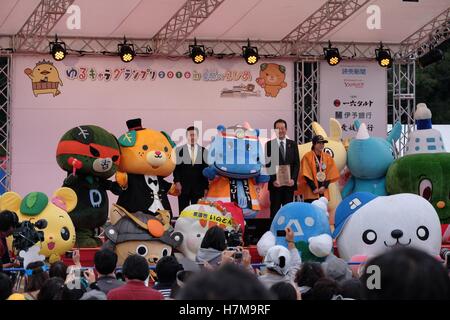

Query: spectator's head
left=270, top=282, right=298, bottom=300
left=58, top=285, right=85, bottom=300
left=170, top=270, right=194, bottom=299
left=200, top=226, right=227, bottom=251
left=177, top=263, right=274, bottom=300
left=25, top=261, right=49, bottom=292
left=274, top=119, right=287, bottom=139
left=122, top=254, right=149, bottom=281
left=156, top=256, right=184, bottom=284
left=0, top=210, right=18, bottom=234
left=360, top=247, right=450, bottom=300
left=311, top=278, right=339, bottom=300
left=49, top=261, right=68, bottom=280
left=37, top=277, right=64, bottom=300
left=0, top=272, right=12, bottom=300
left=94, top=249, right=118, bottom=275
left=322, top=256, right=352, bottom=283
left=339, top=278, right=362, bottom=300
left=295, top=261, right=325, bottom=288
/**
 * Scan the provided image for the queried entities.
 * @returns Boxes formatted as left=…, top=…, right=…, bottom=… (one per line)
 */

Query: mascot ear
left=52, top=187, right=78, bottom=213
left=279, top=256, right=286, bottom=268
left=260, top=63, right=268, bottom=71
left=0, top=192, right=22, bottom=212
left=118, top=131, right=137, bottom=147
left=329, top=118, right=342, bottom=140
left=161, top=131, right=176, bottom=148
left=278, top=65, right=286, bottom=73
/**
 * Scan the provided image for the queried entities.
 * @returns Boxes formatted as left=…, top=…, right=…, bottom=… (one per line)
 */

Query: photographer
left=0, top=210, right=20, bottom=270
left=257, top=227, right=302, bottom=288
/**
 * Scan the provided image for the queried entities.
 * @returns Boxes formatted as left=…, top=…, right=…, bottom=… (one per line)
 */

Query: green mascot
left=56, top=125, right=122, bottom=247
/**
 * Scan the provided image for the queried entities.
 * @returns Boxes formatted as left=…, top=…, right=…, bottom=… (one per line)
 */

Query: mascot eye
left=418, top=178, right=432, bottom=201
left=196, top=233, right=201, bottom=238
left=112, top=155, right=119, bottom=162
left=161, top=248, right=169, bottom=257
left=362, top=229, right=377, bottom=245
left=416, top=226, right=429, bottom=241
left=324, top=147, right=334, bottom=158
left=136, top=245, right=148, bottom=256
left=142, top=145, right=148, bottom=151
left=90, top=146, right=100, bottom=157
left=164, top=147, right=169, bottom=152
left=60, top=227, right=70, bottom=241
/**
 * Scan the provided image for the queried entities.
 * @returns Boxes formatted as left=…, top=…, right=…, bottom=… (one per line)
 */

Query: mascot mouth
left=47, top=242, right=56, bottom=250
left=384, top=239, right=411, bottom=248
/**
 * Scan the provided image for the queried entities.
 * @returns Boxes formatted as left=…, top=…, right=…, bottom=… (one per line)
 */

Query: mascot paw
left=203, top=167, right=217, bottom=180
left=115, top=171, right=128, bottom=188
left=308, top=234, right=333, bottom=258
left=256, top=231, right=276, bottom=257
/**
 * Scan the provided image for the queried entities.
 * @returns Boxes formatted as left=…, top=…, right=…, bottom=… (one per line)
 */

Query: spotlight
left=242, top=39, right=259, bottom=65
left=118, top=37, right=135, bottom=63
left=418, top=48, right=444, bottom=68
left=49, top=35, right=67, bottom=61
left=375, top=43, right=393, bottom=68
left=189, top=38, right=206, bottom=64
left=323, top=41, right=341, bottom=66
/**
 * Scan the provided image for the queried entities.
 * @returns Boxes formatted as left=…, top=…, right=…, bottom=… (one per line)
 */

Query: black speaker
left=418, top=49, right=444, bottom=68
left=244, top=218, right=272, bottom=245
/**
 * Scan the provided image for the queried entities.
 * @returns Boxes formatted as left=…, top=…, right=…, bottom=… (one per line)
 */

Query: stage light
left=418, top=48, right=444, bottom=68
left=49, top=35, right=67, bottom=61
left=375, top=43, right=393, bottom=68
left=323, top=41, right=341, bottom=66
left=189, top=38, right=206, bottom=64
left=118, top=37, right=135, bottom=63
left=242, top=39, right=259, bottom=65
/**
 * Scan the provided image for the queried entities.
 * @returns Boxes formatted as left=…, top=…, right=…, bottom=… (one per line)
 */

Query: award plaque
left=276, top=165, right=291, bottom=186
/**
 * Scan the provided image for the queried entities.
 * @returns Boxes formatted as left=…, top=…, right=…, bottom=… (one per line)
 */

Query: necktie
left=280, top=140, right=285, bottom=160
left=191, top=145, right=195, bottom=165
left=148, top=178, right=157, bottom=186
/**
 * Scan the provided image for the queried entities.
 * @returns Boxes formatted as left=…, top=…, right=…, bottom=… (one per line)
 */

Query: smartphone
left=276, top=230, right=286, bottom=237
left=65, top=251, right=74, bottom=258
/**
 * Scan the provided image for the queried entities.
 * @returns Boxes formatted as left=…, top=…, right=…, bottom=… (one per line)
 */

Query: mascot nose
left=391, top=229, right=403, bottom=239
left=437, top=201, right=446, bottom=209
left=155, top=151, right=161, bottom=156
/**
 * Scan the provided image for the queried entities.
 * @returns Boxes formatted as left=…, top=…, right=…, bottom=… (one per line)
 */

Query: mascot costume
left=116, top=118, right=177, bottom=217
left=257, top=198, right=333, bottom=262
left=203, top=125, right=269, bottom=219
left=56, top=125, right=121, bottom=247
left=0, top=188, right=76, bottom=263
left=341, top=121, right=401, bottom=197
left=386, top=103, right=450, bottom=240
left=334, top=192, right=442, bottom=262
left=104, top=204, right=182, bottom=269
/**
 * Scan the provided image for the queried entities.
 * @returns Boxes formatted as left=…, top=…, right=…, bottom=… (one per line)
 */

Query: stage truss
left=0, top=56, right=11, bottom=192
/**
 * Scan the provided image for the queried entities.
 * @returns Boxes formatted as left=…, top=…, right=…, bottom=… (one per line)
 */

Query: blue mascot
left=341, top=121, right=402, bottom=197
left=203, top=125, right=269, bottom=219
left=257, top=197, right=333, bottom=262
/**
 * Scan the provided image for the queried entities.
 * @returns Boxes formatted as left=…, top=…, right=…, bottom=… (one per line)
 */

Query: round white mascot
left=333, top=192, right=442, bottom=261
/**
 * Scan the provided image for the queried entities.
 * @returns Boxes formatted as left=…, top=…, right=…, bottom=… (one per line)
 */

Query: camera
left=225, top=227, right=243, bottom=247
left=12, top=219, right=47, bottom=252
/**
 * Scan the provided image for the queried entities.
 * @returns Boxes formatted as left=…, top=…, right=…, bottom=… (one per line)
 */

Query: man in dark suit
left=265, top=119, right=300, bottom=219
left=173, top=126, right=209, bottom=213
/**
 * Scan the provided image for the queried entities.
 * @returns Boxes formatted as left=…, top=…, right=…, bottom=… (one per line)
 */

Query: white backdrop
left=11, top=55, right=294, bottom=215
left=319, top=61, right=387, bottom=138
